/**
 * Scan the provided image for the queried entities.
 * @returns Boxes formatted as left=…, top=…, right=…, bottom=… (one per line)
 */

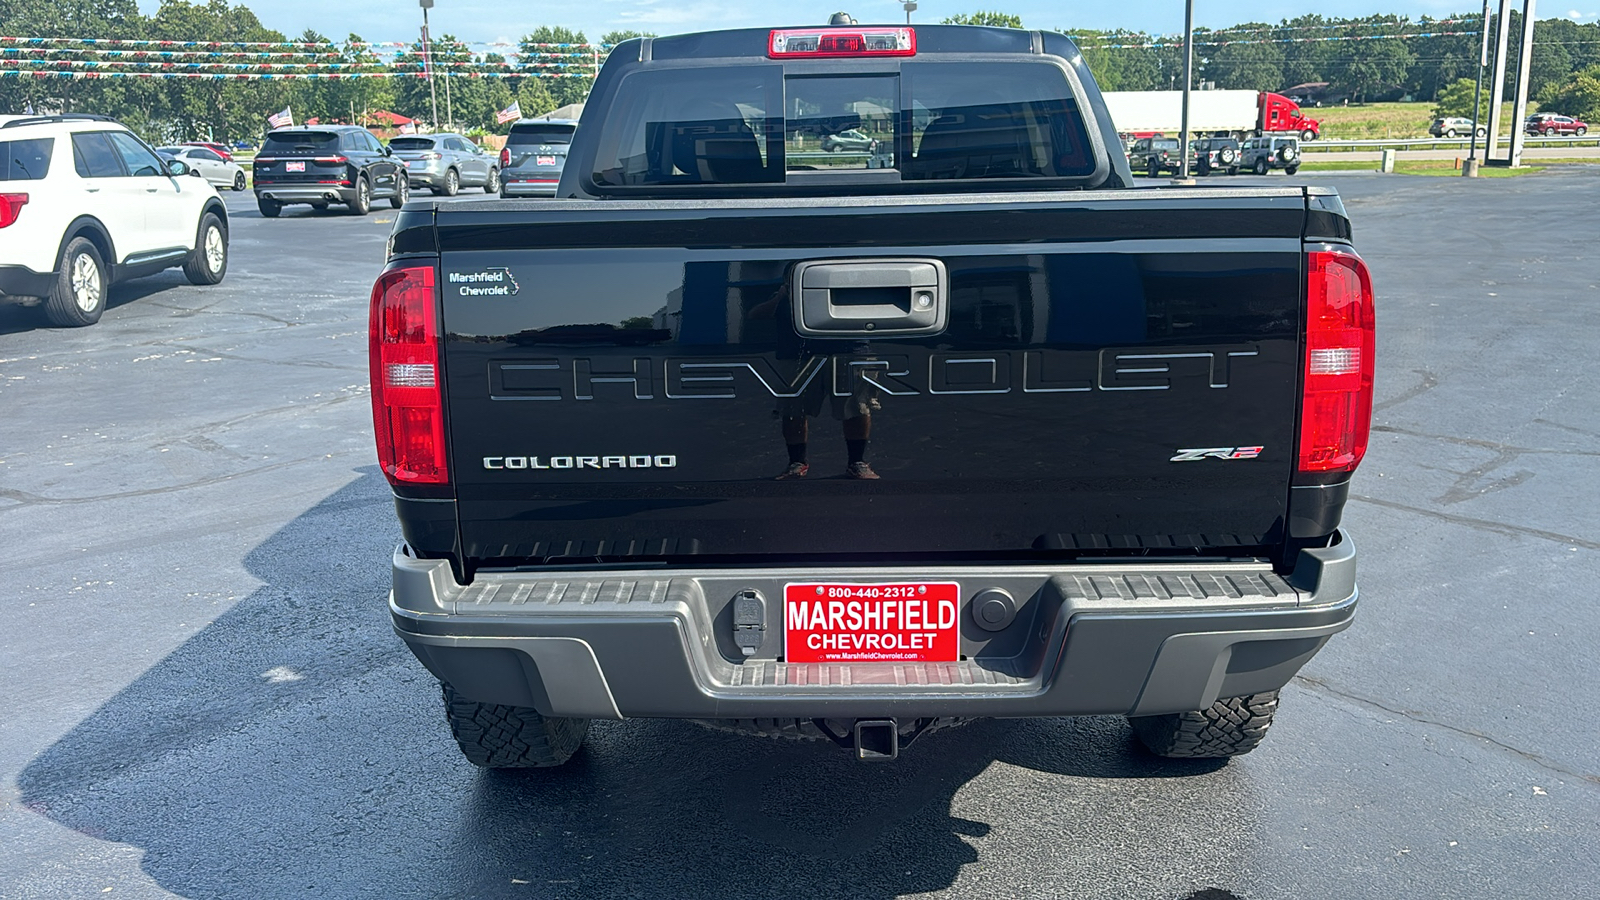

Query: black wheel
left=442, top=683, right=588, bottom=768
left=44, top=236, right=108, bottom=327
left=1301, top=129, right=1316, bottom=142
left=1254, top=157, right=1269, bottom=175
left=1444, top=129, right=1458, bottom=138
left=390, top=177, right=409, bottom=210
left=182, top=212, right=227, bottom=286
left=441, top=168, right=459, bottom=196
left=1147, top=160, right=1160, bottom=178
left=257, top=197, right=282, bottom=218
left=1197, top=161, right=1211, bottom=176
left=348, top=177, right=371, bottom=215
left=1285, top=164, right=1299, bottom=175
left=1227, top=166, right=1239, bottom=176
left=484, top=167, right=500, bottom=193
left=311, top=202, right=329, bottom=212
left=1219, top=147, right=1238, bottom=165
left=1577, top=127, right=1588, bottom=136
left=1543, top=127, right=1556, bottom=136
left=232, top=171, right=247, bottom=192
left=1129, top=691, right=1279, bottom=758
left=499, top=185, right=510, bottom=199
left=1476, top=127, right=1487, bottom=138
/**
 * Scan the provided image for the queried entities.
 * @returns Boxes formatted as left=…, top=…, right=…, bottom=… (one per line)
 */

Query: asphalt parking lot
left=2, top=170, right=1598, bottom=899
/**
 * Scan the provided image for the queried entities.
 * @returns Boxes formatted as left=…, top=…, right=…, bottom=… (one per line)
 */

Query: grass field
left=1310, top=101, right=1533, bottom=140
left=1296, top=157, right=1595, bottom=176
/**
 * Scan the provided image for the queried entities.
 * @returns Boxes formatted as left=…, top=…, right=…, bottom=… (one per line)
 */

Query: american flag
left=267, top=107, right=293, bottom=129
left=495, top=101, right=522, bottom=125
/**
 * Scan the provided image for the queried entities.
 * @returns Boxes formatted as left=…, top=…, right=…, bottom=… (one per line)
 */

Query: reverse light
left=769, top=27, right=915, bottom=58
left=0, top=193, right=28, bottom=228
left=369, top=266, right=448, bottom=485
left=1298, top=249, right=1375, bottom=474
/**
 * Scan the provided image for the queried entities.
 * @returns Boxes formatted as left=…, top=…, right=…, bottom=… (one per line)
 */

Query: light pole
left=1174, top=0, right=1195, bottom=183
left=420, top=0, right=439, bottom=130
left=1465, top=0, right=1490, bottom=175
left=902, top=2, right=917, bottom=24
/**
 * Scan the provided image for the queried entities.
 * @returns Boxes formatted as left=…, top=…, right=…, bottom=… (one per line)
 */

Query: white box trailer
left=1102, top=90, right=1261, bottom=136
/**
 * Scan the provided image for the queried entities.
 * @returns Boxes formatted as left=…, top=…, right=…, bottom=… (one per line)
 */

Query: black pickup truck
left=371, top=21, right=1374, bottom=766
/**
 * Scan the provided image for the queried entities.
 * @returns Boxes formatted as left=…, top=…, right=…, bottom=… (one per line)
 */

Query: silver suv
left=388, top=133, right=499, bottom=196
left=1241, top=136, right=1301, bottom=175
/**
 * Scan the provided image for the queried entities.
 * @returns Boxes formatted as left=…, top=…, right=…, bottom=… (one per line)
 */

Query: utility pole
left=443, top=53, right=453, bottom=129
left=1507, top=0, right=1537, bottom=167
left=902, top=2, right=917, bottom=24
left=1174, top=0, right=1195, bottom=184
left=1485, top=0, right=1512, bottom=161
left=420, top=0, right=438, bottom=130
left=1464, top=0, right=1491, bottom=176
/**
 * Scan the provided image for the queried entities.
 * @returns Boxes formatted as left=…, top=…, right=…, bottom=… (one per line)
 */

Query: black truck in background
left=371, top=22, right=1375, bottom=767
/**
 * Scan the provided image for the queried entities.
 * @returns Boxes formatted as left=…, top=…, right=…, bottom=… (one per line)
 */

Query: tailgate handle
left=792, top=259, right=948, bottom=338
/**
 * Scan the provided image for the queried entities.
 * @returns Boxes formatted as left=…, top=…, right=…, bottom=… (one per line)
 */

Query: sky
left=134, top=0, right=1599, bottom=46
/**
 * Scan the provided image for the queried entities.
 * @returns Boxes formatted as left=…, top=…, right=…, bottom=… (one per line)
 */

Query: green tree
left=942, top=12, right=1024, bottom=28
left=520, top=26, right=593, bottom=109
left=1432, top=77, right=1488, bottom=121
left=1207, top=36, right=1287, bottom=91
left=1537, top=64, right=1600, bottom=121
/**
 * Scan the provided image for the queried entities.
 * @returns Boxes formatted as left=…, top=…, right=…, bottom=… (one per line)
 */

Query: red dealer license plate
left=285, top=161, right=305, bottom=172
left=785, top=582, right=960, bottom=664
left=536, top=155, right=556, bottom=166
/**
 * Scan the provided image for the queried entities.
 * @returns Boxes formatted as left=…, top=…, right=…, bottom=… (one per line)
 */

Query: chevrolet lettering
left=373, top=20, right=1374, bottom=770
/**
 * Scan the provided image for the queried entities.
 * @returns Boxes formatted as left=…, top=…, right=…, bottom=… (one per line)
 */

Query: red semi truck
left=1104, top=90, right=1322, bottom=142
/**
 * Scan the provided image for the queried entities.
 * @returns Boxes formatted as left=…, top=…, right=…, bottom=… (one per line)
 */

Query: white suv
left=0, top=113, right=230, bottom=327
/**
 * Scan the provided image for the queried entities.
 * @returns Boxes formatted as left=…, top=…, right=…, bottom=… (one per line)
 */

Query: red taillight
left=769, top=27, right=915, bottom=58
left=1299, top=249, right=1375, bottom=475
left=313, top=156, right=349, bottom=164
left=0, top=193, right=28, bottom=228
left=499, top=148, right=510, bottom=168
left=369, top=266, right=448, bottom=485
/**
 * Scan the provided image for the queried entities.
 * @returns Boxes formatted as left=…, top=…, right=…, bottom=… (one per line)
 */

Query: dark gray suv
left=388, top=133, right=499, bottom=196
left=498, top=119, right=577, bottom=197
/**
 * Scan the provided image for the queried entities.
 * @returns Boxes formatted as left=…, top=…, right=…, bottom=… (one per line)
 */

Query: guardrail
left=1305, top=135, right=1598, bottom=151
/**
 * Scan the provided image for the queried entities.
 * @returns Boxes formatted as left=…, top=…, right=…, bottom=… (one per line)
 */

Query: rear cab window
left=508, top=124, right=576, bottom=146
left=261, top=131, right=339, bottom=154
left=0, top=137, right=52, bottom=180
left=587, top=59, right=1099, bottom=192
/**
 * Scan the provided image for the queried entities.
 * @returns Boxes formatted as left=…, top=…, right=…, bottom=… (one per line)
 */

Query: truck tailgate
left=432, top=189, right=1317, bottom=565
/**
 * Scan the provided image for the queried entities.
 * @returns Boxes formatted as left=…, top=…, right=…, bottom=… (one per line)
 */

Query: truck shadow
left=17, top=471, right=1256, bottom=899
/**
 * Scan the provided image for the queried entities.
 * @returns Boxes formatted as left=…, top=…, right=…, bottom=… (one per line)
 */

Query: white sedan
left=158, top=146, right=248, bottom=191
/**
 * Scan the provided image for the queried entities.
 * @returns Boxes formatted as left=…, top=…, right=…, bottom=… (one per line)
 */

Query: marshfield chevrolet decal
left=448, top=268, right=519, bottom=297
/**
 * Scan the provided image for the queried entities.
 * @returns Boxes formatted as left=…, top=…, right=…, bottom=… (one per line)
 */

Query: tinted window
left=389, top=137, right=436, bottom=151
left=1153, top=139, right=1179, bottom=150
left=72, top=132, right=125, bottom=178
left=106, top=132, right=167, bottom=177
left=262, top=131, right=339, bottom=152
left=0, top=138, right=53, bottom=180
left=592, top=65, right=781, bottom=187
left=508, top=124, right=577, bottom=145
left=191, top=147, right=222, bottom=162
left=904, top=63, right=1095, bottom=181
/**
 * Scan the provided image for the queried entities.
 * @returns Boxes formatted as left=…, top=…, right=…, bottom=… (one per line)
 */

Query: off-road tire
left=1285, top=164, right=1300, bottom=175
left=1254, top=157, right=1269, bottom=175
left=484, top=167, right=500, bottom=193
left=347, top=177, right=371, bottom=215
left=232, top=171, right=247, bottom=192
left=442, top=683, right=589, bottom=768
left=1147, top=160, right=1160, bottom=178
left=44, top=236, right=108, bottom=327
left=1128, top=690, right=1279, bottom=758
left=182, top=212, right=227, bottom=285
left=390, top=177, right=409, bottom=210
left=1227, top=165, right=1239, bottom=176
left=257, top=197, right=282, bottom=218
